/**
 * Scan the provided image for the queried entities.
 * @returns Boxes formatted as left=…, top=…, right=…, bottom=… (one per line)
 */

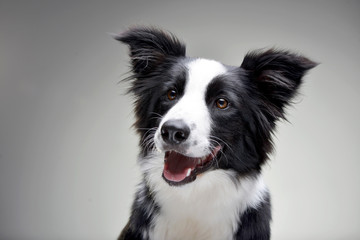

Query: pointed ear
left=114, top=26, right=186, bottom=74
left=241, top=49, right=317, bottom=118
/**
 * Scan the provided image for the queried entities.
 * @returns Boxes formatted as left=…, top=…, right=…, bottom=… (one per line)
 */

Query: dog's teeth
left=186, top=168, right=191, bottom=177
left=197, top=159, right=202, bottom=165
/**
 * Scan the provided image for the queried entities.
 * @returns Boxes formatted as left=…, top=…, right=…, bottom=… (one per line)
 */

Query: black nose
left=161, top=120, right=190, bottom=145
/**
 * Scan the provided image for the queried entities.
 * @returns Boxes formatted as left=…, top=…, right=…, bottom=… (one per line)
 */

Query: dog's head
left=115, top=27, right=316, bottom=186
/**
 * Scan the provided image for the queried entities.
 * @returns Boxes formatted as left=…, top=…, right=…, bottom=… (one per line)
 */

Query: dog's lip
left=162, top=146, right=222, bottom=186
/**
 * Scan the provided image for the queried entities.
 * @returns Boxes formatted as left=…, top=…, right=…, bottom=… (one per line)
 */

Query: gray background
left=0, top=1, right=359, bottom=239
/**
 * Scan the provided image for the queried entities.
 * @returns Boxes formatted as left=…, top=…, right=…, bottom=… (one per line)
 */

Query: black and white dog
left=114, top=27, right=316, bottom=240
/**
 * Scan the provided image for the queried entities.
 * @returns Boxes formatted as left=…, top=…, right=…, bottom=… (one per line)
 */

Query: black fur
left=118, top=183, right=157, bottom=240
left=235, top=192, right=272, bottom=240
left=115, top=26, right=317, bottom=240
left=115, top=27, right=187, bottom=156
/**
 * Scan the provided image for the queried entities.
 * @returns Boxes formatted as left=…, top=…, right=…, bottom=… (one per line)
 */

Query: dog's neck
left=140, top=153, right=268, bottom=240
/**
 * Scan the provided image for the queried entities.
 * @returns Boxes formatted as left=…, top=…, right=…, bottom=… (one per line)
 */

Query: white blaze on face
left=155, top=58, right=227, bottom=157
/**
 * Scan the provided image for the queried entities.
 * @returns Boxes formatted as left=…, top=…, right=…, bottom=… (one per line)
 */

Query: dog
left=114, top=26, right=316, bottom=240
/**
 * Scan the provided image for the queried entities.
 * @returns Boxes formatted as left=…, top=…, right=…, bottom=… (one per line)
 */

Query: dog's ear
left=241, top=49, right=317, bottom=119
left=114, top=26, right=186, bottom=75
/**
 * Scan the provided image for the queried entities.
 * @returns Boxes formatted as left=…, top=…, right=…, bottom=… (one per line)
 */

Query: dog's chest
left=146, top=170, right=267, bottom=240
left=149, top=184, right=237, bottom=240
left=151, top=213, right=234, bottom=240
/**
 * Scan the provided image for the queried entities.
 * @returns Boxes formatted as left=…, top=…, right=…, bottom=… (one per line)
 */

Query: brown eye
left=216, top=98, right=228, bottom=109
left=167, top=89, right=177, bottom=101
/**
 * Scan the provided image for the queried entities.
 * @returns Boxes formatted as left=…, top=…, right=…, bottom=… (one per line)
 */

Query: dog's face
left=153, top=58, right=234, bottom=185
left=115, top=27, right=316, bottom=186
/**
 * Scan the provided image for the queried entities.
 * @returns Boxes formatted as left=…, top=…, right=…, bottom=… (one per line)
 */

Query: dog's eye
left=167, top=89, right=177, bottom=101
left=216, top=98, right=228, bottom=109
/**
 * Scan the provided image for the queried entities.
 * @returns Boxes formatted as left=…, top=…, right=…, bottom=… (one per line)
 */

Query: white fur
left=154, top=58, right=227, bottom=157
left=139, top=152, right=268, bottom=240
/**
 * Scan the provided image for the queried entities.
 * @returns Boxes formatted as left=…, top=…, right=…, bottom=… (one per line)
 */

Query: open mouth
left=162, top=145, right=222, bottom=186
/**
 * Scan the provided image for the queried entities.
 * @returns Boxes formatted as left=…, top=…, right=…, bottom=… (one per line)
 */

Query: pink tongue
left=163, top=151, right=197, bottom=182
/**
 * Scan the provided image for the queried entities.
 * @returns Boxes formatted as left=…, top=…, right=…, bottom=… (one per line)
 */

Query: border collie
left=114, top=26, right=316, bottom=240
